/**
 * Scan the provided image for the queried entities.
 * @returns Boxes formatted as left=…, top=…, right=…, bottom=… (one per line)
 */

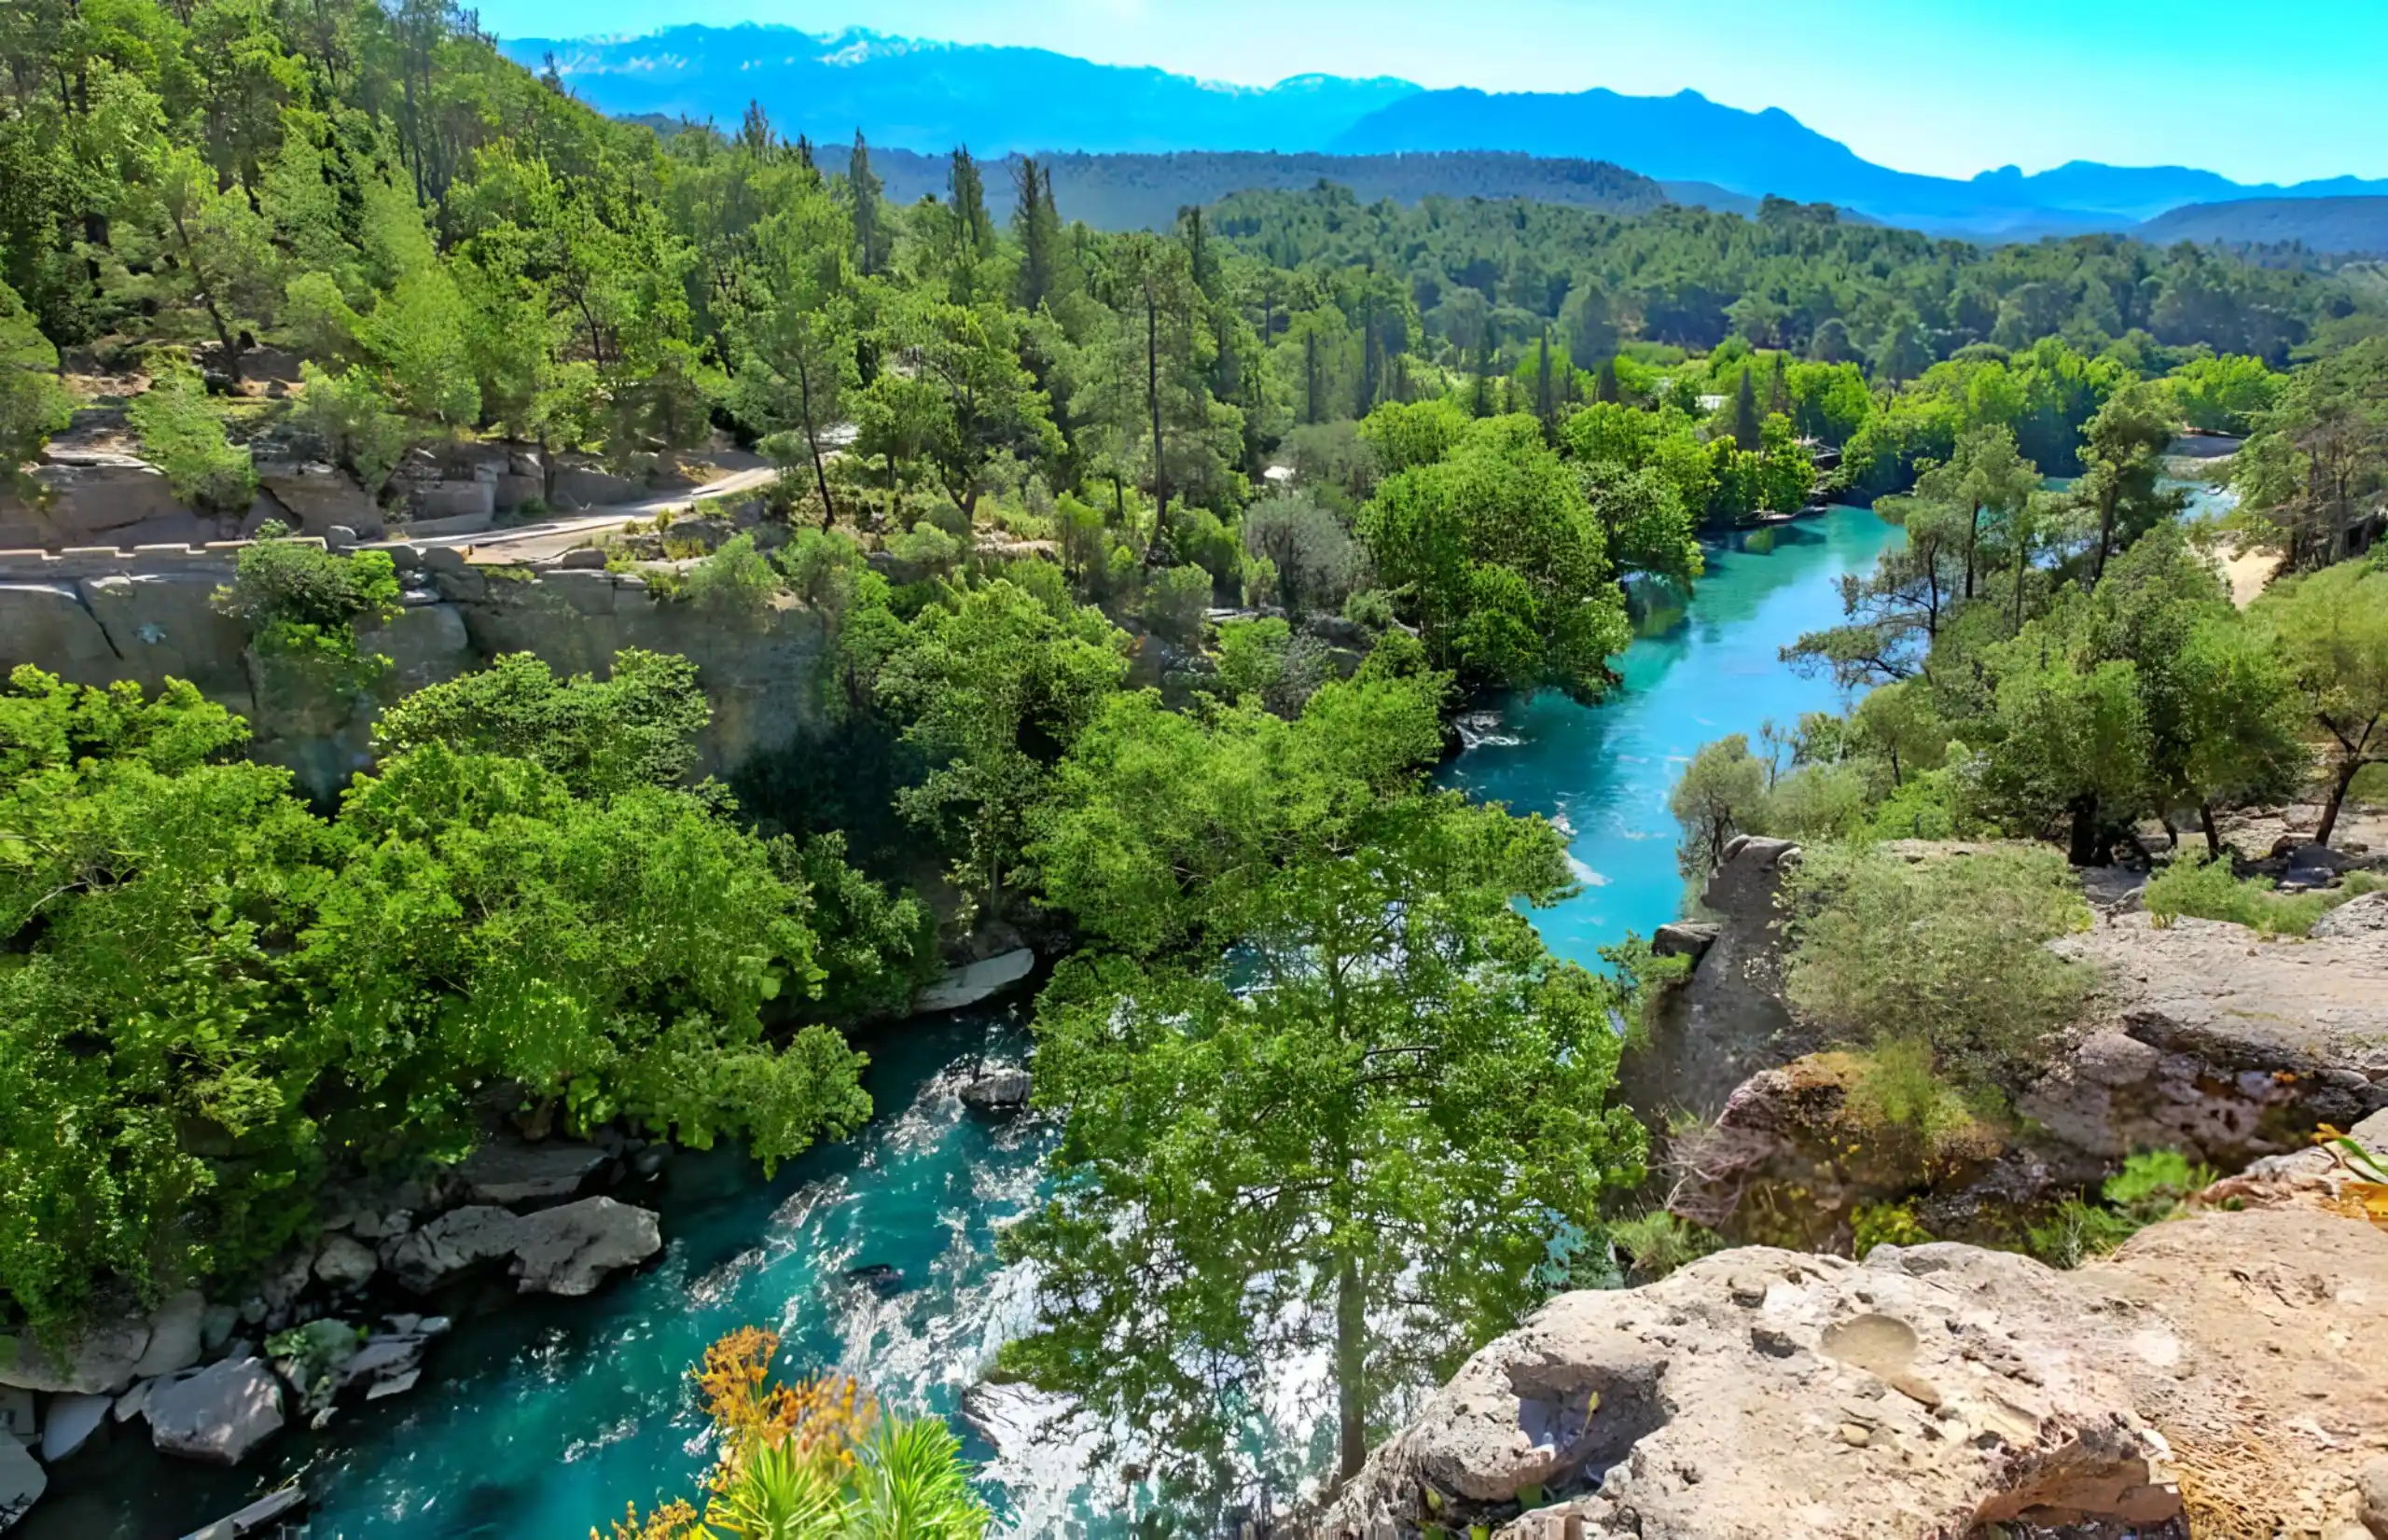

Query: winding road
left=411, top=464, right=784, bottom=562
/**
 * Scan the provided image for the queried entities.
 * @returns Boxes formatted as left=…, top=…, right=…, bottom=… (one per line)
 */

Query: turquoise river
left=43, top=505, right=1903, bottom=1540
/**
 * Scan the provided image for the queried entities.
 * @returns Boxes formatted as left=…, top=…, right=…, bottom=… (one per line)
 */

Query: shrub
left=887, top=520, right=965, bottom=579
left=0, top=280, right=73, bottom=481
left=212, top=522, right=400, bottom=668
left=129, top=359, right=257, bottom=514
left=2145, top=852, right=2387, bottom=937
left=1143, top=563, right=1214, bottom=644
left=1243, top=492, right=1358, bottom=617
left=679, top=533, right=782, bottom=630
left=1851, top=1200, right=1933, bottom=1257
left=296, top=362, right=410, bottom=496
left=2026, top=1149, right=2212, bottom=1269
left=1784, top=843, right=2093, bottom=1082
left=1606, top=1210, right=1722, bottom=1284
left=1840, top=1037, right=2004, bottom=1172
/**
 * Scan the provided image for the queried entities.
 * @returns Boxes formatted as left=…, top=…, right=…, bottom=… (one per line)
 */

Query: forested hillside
left=5, top=2, right=2388, bottom=1511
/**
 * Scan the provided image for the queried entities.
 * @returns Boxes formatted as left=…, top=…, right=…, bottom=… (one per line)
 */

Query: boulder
left=2046, top=910, right=2388, bottom=1145
left=510, top=1198, right=662, bottom=1297
left=1311, top=1243, right=2174, bottom=1538
left=38, top=1393, right=110, bottom=1463
left=1648, top=921, right=1718, bottom=961
left=0, top=1438, right=43, bottom=1533
left=1315, top=1114, right=2388, bottom=1540
left=454, top=1139, right=608, bottom=1204
left=131, top=1290, right=207, bottom=1380
left=384, top=1205, right=523, bottom=1293
left=2314, top=890, right=2388, bottom=939
left=912, top=948, right=1036, bottom=1014
left=146, top=1358, right=284, bottom=1465
left=959, top=1067, right=1033, bottom=1113
left=312, top=1234, right=380, bottom=1291
left=0, top=1316, right=149, bottom=1394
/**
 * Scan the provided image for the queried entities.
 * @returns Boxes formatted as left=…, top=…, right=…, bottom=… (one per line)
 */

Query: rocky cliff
left=0, top=541, right=831, bottom=798
left=1310, top=1112, right=2388, bottom=1539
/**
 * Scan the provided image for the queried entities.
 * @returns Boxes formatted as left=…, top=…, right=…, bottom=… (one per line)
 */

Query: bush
left=296, top=362, right=410, bottom=496
left=0, top=280, right=73, bottom=479
left=1605, top=1210, right=1722, bottom=1284
left=1851, top=1200, right=1932, bottom=1257
left=679, top=533, right=782, bottom=631
left=602, top=1328, right=989, bottom=1540
left=2026, top=1149, right=2212, bottom=1269
left=2145, top=852, right=2387, bottom=937
left=212, top=522, right=401, bottom=667
left=1784, top=843, right=2093, bottom=1082
left=129, top=359, right=257, bottom=514
left=1143, top=563, right=1214, bottom=644
left=1840, top=1037, right=2004, bottom=1172
left=887, top=520, right=965, bottom=579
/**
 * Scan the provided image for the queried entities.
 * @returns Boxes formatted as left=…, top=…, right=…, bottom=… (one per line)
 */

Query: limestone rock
left=1317, top=1120, right=2388, bottom=1540
left=1619, top=836, right=1812, bottom=1123
left=1647, top=921, right=1718, bottom=961
left=383, top=1205, right=524, bottom=1292
left=959, top=1066, right=1033, bottom=1113
left=0, top=1438, right=44, bottom=1533
left=2048, top=910, right=2388, bottom=1143
left=1311, top=1242, right=2175, bottom=1539
left=0, top=1316, right=149, bottom=1394
left=455, top=1139, right=608, bottom=1204
left=313, top=1234, right=380, bottom=1291
left=130, top=1290, right=206, bottom=1380
left=510, top=1198, right=662, bottom=1297
left=2313, top=890, right=2388, bottom=939
left=146, top=1357, right=285, bottom=1465
left=38, top=1393, right=110, bottom=1463
left=913, top=948, right=1036, bottom=1014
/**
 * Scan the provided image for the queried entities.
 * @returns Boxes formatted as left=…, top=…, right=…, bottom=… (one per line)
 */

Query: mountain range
left=512, top=24, right=2388, bottom=247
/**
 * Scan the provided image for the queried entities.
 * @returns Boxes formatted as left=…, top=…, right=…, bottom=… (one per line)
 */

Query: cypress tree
left=850, top=131, right=885, bottom=275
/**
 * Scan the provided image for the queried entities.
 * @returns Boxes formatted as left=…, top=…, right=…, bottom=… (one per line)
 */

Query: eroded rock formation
left=1312, top=1114, right=2388, bottom=1539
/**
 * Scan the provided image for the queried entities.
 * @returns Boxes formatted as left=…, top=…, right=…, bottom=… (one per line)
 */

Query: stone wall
left=0, top=541, right=831, bottom=799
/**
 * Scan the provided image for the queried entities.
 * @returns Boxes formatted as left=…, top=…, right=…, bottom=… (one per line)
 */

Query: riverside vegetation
left=6, top=0, right=2388, bottom=1528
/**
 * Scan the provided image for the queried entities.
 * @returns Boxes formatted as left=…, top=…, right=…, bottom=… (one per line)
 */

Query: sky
left=469, top=0, right=2388, bottom=186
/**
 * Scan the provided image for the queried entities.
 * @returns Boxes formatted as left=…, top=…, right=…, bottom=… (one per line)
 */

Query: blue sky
left=476, top=0, right=2388, bottom=186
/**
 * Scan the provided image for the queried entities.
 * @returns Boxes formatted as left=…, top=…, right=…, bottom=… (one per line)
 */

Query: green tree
left=730, top=187, right=858, bottom=524
left=129, top=361, right=257, bottom=516
left=876, top=580, right=1130, bottom=918
left=2253, top=559, right=2388, bottom=847
left=1670, top=732, right=1770, bottom=878
left=1000, top=793, right=1643, bottom=1493
left=0, top=280, right=72, bottom=487
left=2169, top=353, right=2282, bottom=437
left=1983, top=612, right=2153, bottom=864
left=2076, top=381, right=2186, bottom=585
left=1784, top=842, right=2093, bottom=1082
left=373, top=649, right=713, bottom=797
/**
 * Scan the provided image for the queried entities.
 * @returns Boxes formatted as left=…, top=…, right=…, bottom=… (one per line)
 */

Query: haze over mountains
left=511, top=23, right=2388, bottom=248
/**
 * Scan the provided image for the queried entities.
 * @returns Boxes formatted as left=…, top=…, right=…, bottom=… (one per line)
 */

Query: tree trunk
left=793, top=354, right=837, bottom=527
left=1964, top=504, right=1981, bottom=600
left=2200, top=802, right=2222, bottom=859
left=1335, top=1248, right=1366, bottom=1483
left=2316, top=758, right=2362, bottom=850
left=1145, top=282, right=1166, bottom=547
left=2067, top=793, right=2102, bottom=867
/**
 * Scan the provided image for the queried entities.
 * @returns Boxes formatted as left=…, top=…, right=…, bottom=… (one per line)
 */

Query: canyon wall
left=0, top=540, right=831, bottom=798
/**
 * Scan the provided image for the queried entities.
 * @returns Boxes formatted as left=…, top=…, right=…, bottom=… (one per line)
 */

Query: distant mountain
left=515, top=24, right=2388, bottom=242
left=2139, top=197, right=2388, bottom=255
left=1330, top=89, right=2388, bottom=236
left=507, top=25, right=1418, bottom=155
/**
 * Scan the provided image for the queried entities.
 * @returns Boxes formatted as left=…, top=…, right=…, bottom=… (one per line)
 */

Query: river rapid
left=49, top=506, right=1902, bottom=1540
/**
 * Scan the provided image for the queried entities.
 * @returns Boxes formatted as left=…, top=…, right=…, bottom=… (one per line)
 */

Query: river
left=42, top=505, right=1902, bottom=1540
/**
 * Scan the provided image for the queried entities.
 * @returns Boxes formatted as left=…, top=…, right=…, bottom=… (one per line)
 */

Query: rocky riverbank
left=0, top=1132, right=671, bottom=1534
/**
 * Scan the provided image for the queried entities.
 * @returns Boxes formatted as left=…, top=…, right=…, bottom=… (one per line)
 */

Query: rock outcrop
left=1312, top=1114, right=2388, bottom=1540
left=146, top=1358, right=285, bottom=1465
left=1618, top=836, right=1815, bottom=1124
left=383, top=1197, right=660, bottom=1296
left=913, top=948, right=1037, bottom=1014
